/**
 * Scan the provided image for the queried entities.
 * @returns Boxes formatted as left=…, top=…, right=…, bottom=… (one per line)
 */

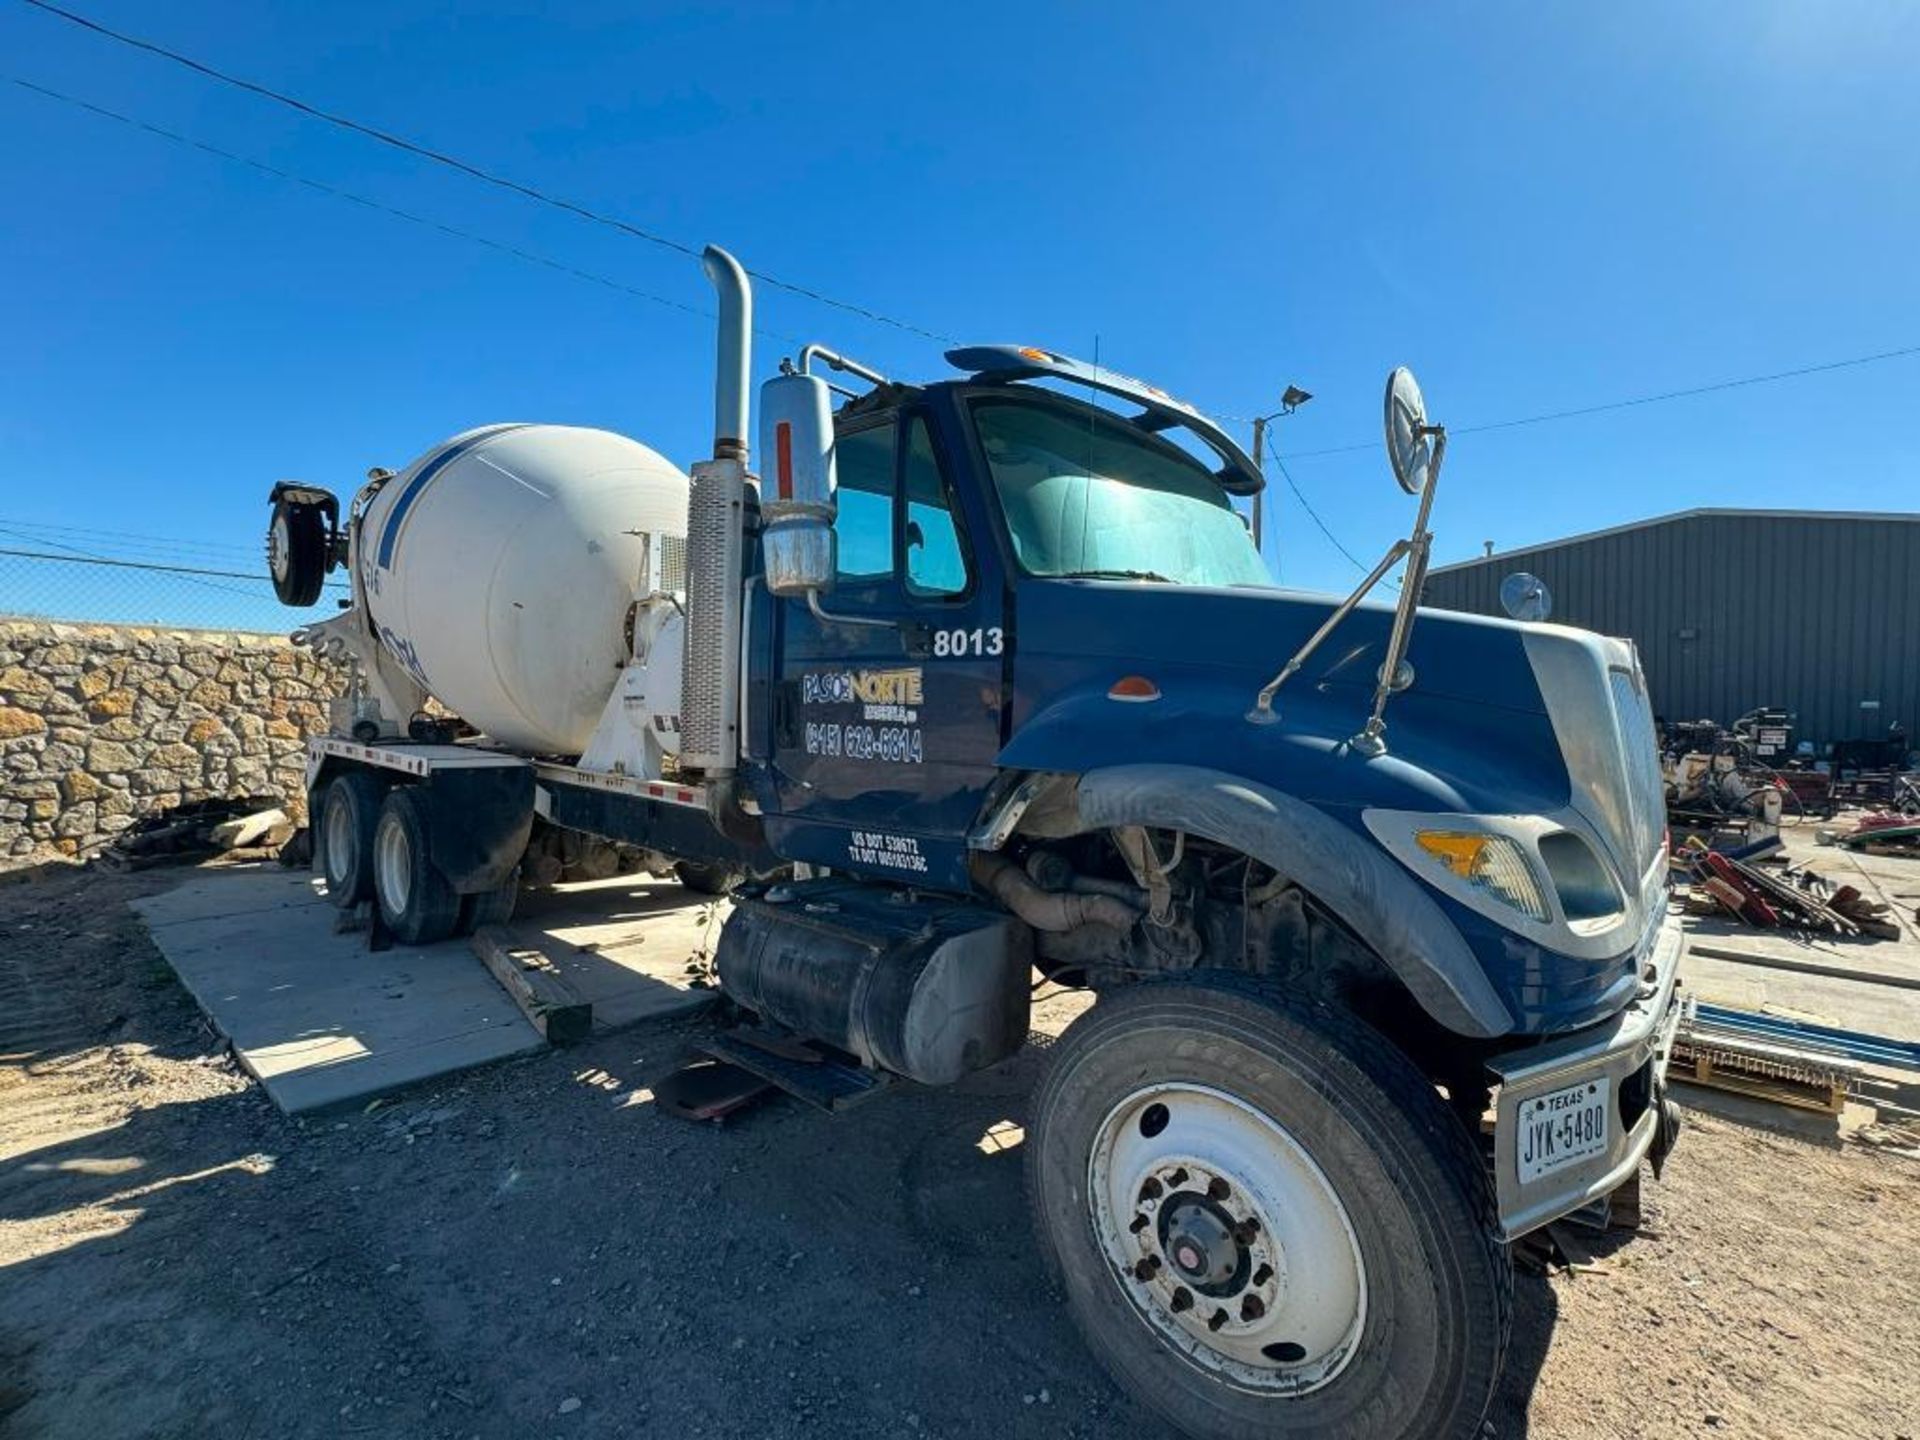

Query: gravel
left=2, top=861, right=1916, bottom=1439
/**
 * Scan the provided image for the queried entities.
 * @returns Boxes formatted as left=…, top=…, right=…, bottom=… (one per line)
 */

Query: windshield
left=971, top=395, right=1272, bottom=588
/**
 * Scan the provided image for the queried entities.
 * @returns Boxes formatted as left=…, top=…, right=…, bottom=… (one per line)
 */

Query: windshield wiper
left=1055, top=568, right=1175, bottom=584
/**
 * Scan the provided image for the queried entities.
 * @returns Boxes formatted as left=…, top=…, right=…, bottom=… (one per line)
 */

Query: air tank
left=356, top=423, right=689, bottom=755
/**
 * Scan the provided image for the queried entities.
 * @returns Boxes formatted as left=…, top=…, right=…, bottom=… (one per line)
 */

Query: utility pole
left=1251, top=416, right=1268, bottom=551
left=1249, top=385, right=1312, bottom=568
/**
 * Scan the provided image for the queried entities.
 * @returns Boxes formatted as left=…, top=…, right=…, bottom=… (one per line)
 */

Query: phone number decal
left=804, top=721, right=924, bottom=765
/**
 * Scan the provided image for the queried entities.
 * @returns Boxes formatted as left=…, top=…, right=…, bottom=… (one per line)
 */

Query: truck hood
left=1001, top=579, right=1665, bottom=891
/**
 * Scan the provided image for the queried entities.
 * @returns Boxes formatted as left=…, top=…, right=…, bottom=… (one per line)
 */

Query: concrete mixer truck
left=265, top=245, right=1682, bottom=1440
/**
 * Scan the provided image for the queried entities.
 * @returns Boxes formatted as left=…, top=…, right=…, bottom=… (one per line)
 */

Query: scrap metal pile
left=1826, top=809, right=1920, bottom=857
left=1676, top=835, right=1902, bottom=939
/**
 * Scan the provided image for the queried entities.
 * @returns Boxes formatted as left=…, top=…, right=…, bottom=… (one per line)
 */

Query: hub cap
left=1088, top=1084, right=1366, bottom=1394
left=374, top=815, right=412, bottom=915
left=324, top=792, right=355, bottom=888
left=268, top=512, right=291, bottom=583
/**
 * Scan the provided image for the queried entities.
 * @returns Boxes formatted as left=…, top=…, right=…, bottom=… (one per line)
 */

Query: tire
left=1027, top=975, right=1511, bottom=1440
left=674, top=860, right=739, bottom=896
left=455, top=873, right=519, bottom=935
left=318, top=771, right=385, bottom=909
left=268, top=497, right=329, bottom=607
left=371, top=788, right=461, bottom=946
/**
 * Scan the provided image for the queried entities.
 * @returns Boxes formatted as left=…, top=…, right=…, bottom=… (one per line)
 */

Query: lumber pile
left=96, top=797, right=292, bottom=872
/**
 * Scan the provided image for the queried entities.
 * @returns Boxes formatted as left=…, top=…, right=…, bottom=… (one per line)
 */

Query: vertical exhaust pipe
left=679, top=246, right=752, bottom=778
left=703, top=246, right=751, bottom=463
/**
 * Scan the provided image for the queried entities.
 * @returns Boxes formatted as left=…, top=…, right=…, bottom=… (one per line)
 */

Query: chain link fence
left=0, top=547, right=347, bottom=634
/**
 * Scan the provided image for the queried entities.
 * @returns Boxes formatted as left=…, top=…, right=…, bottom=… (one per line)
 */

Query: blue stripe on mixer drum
left=376, top=424, right=530, bottom=570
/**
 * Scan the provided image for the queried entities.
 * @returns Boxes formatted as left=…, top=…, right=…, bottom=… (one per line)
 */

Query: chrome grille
left=1608, top=663, right=1664, bottom=873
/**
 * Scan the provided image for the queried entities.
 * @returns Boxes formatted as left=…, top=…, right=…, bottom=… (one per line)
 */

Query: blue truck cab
left=705, top=270, right=1682, bottom=1436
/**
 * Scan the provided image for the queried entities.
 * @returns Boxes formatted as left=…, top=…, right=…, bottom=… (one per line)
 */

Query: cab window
left=832, top=422, right=896, bottom=587
left=903, top=417, right=967, bottom=598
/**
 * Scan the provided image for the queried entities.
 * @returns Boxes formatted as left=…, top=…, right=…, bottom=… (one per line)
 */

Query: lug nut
left=1129, top=1214, right=1150, bottom=1234
left=1241, top=1294, right=1266, bottom=1322
left=1140, top=1177, right=1163, bottom=1202
left=1208, top=1308, right=1228, bottom=1332
left=1170, top=1287, right=1194, bottom=1313
left=1235, top=1217, right=1261, bottom=1244
left=1133, top=1255, right=1161, bottom=1281
left=1207, top=1177, right=1231, bottom=1202
left=1252, top=1263, right=1274, bottom=1287
left=1168, top=1167, right=1189, bottom=1186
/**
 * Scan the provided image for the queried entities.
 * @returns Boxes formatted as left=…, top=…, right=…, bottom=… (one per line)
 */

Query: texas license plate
left=1516, top=1077, right=1611, bottom=1184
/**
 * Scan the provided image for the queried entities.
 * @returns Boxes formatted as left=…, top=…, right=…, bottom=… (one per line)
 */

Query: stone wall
left=0, top=619, right=345, bottom=866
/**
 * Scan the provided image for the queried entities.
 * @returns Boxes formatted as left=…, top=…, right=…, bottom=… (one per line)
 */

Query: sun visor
left=945, top=344, right=1263, bottom=495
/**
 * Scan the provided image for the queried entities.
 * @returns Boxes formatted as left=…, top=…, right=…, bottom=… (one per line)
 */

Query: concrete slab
left=131, top=866, right=730, bottom=1115
left=133, top=867, right=542, bottom=1114
left=508, top=876, right=725, bottom=1030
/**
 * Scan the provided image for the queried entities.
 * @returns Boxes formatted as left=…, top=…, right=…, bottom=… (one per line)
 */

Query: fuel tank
left=716, top=878, right=1035, bottom=1086
left=356, top=423, right=688, bottom=754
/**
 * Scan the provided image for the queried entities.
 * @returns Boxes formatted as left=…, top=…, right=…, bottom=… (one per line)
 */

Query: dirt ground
left=3, top=863, right=1918, bottom=1440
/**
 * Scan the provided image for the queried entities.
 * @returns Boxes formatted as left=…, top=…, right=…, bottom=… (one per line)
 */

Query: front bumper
left=1486, top=910, right=1684, bottom=1240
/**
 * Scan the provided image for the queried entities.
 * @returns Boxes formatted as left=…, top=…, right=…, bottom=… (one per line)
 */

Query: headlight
left=1412, top=830, right=1551, bottom=923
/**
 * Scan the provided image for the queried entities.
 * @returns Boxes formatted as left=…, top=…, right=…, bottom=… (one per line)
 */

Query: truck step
left=700, top=1030, right=897, bottom=1112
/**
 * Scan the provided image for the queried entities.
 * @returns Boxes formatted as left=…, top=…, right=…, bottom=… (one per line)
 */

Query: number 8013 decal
left=931, top=626, right=1004, bottom=658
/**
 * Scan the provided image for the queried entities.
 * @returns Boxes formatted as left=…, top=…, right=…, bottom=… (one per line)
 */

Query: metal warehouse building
left=1421, top=509, right=1920, bottom=750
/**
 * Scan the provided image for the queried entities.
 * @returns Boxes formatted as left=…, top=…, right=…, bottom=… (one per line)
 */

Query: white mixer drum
left=357, top=423, right=689, bottom=754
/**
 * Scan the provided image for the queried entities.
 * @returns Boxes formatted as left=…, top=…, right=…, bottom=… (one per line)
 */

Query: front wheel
left=1028, top=976, right=1511, bottom=1440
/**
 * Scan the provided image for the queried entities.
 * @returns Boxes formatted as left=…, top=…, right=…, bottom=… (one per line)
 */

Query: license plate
left=1516, top=1077, right=1611, bottom=1184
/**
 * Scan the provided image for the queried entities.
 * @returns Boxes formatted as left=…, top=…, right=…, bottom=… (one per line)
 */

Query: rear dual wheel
left=1028, top=976, right=1511, bottom=1440
left=372, top=787, right=462, bottom=946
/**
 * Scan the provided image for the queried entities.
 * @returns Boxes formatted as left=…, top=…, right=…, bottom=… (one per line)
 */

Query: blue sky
left=4, top=1, right=1918, bottom=614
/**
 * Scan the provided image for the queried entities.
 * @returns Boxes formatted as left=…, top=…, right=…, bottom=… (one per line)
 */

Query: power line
left=15, top=0, right=956, bottom=345
left=1285, top=343, right=1920, bottom=460
left=0, top=516, right=262, bottom=563
left=5, top=76, right=756, bottom=332
left=1264, top=452, right=1397, bottom=586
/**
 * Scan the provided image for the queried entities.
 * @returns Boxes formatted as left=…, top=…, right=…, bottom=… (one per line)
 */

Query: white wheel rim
left=324, top=793, right=355, bottom=887
left=375, top=814, right=412, bottom=916
left=268, top=512, right=291, bottom=582
left=1088, top=1084, right=1367, bottom=1395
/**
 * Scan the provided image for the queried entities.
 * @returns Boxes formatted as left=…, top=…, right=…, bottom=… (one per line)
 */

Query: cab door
left=764, top=404, right=1006, bottom=890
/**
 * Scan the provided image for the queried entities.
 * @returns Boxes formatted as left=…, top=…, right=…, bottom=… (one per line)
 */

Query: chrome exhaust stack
left=679, top=245, right=752, bottom=776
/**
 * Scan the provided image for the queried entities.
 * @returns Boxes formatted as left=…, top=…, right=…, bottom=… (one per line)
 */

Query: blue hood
left=1000, top=579, right=1573, bottom=819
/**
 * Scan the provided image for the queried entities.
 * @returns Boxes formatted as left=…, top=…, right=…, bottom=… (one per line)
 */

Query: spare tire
left=268, top=496, right=330, bottom=607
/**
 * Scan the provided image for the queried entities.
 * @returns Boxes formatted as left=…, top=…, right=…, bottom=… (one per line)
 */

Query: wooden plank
left=1675, top=1047, right=1847, bottom=1114
left=470, top=924, right=593, bottom=1045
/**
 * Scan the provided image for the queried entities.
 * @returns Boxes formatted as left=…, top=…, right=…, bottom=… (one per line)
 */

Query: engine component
left=715, top=878, right=1033, bottom=1086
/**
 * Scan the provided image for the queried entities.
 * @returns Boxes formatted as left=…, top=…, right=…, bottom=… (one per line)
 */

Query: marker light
left=1413, top=830, right=1549, bottom=923
left=1108, top=676, right=1162, bottom=703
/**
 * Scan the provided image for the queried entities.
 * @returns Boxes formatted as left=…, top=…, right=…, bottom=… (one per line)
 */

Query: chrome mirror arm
left=1351, top=426, right=1446, bottom=756
left=1246, top=536, right=1414, bottom=725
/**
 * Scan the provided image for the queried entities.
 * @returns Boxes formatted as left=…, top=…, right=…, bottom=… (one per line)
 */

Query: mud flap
left=1648, top=1080, right=1683, bottom=1180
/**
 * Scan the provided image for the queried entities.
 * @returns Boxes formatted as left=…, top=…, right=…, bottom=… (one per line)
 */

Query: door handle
left=900, top=621, right=934, bottom=659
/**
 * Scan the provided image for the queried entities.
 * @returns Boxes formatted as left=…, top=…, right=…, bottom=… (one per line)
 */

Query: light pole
left=1249, top=385, right=1312, bottom=559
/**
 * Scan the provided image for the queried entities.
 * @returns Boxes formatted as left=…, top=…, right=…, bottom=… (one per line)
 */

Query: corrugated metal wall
left=1421, top=511, right=1920, bottom=749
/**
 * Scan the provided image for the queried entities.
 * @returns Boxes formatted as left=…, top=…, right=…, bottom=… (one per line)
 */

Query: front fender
left=1070, top=763, right=1514, bottom=1039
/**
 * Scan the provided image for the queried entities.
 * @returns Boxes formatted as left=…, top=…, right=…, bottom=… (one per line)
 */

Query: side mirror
left=757, top=372, right=838, bottom=597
